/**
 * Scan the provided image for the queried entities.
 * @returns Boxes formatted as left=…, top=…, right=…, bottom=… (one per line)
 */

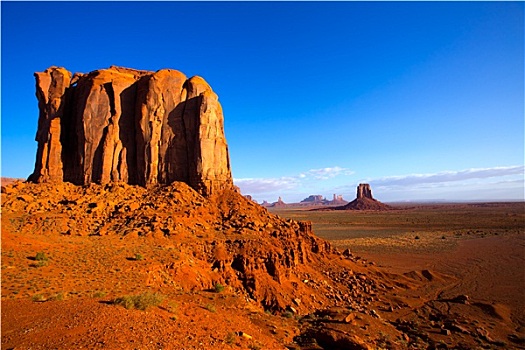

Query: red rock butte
left=338, top=183, right=392, bottom=210
left=28, top=66, right=232, bottom=196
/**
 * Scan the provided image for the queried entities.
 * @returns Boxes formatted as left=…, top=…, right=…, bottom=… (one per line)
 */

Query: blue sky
left=1, top=2, right=523, bottom=202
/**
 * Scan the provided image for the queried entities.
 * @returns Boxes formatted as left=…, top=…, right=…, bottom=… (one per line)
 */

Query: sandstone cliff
left=29, top=66, right=232, bottom=196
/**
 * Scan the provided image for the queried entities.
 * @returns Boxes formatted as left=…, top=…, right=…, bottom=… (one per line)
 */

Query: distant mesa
left=300, top=194, right=348, bottom=206
left=28, top=66, right=232, bottom=197
left=301, top=195, right=325, bottom=204
left=335, top=184, right=392, bottom=211
left=259, top=194, right=348, bottom=208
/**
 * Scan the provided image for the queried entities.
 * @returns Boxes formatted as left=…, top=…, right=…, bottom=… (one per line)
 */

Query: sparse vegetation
left=166, top=301, right=178, bottom=313
left=32, top=293, right=45, bottom=302
left=225, top=332, right=236, bottom=344
left=133, top=253, right=144, bottom=261
left=49, top=292, right=65, bottom=301
left=113, top=292, right=164, bottom=310
left=93, top=291, right=107, bottom=298
left=214, top=283, right=225, bottom=293
left=282, top=311, right=294, bottom=318
left=35, top=252, right=48, bottom=261
left=31, top=251, right=49, bottom=267
left=205, top=303, right=216, bottom=312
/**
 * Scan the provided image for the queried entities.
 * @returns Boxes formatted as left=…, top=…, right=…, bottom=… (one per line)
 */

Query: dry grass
left=271, top=203, right=524, bottom=253
left=113, top=292, right=165, bottom=311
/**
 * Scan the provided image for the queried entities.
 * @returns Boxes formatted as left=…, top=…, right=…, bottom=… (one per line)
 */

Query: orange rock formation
left=29, top=66, right=232, bottom=196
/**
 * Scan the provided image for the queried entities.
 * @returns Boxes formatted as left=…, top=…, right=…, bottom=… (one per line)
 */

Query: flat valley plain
left=272, top=202, right=525, bottom=336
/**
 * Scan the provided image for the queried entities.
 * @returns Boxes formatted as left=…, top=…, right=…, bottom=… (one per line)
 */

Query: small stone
left=239, top=332, right=252, bottom=340
left=344, top=313, right=356, bottom=324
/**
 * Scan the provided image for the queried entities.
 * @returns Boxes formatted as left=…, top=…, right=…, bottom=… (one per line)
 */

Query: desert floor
left=272, top=202, right=525, bottom=340
left=2, top=200, right=524, bottom=349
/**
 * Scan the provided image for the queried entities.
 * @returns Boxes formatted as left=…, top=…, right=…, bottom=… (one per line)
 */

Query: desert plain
left=1, top=180, right=524, bottom=349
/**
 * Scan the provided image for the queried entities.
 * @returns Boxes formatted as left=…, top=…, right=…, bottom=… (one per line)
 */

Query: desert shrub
left=32, top=293, right=45, bottom=302
left=282, top=311, right=294, bottom=318
left=205, top=303, right=216, bottom=312
left=93, top=291, right=107, bottom=298
left=50, top=292, right=65, bottom=301
left=134, top=253, right=144, bottom=261
left=225, top=332, right=236, bottom=344
left=166, top=301, right=178, bottom=313
left=113, top=292, right=164, bottom=311
left=35, top=252, right=48, bottom=261
left=214, top=283, right=225, bottom=293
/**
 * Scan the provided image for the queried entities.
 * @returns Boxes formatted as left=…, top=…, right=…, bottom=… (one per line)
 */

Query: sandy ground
left=363, top=233, right=525, bottom=327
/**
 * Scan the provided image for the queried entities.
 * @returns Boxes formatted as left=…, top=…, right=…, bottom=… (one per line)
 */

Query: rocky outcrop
left=356, top=184, right=373, bottom=199
left=29, top=66, right=232, bottom=196
left=336, top=184, right=392, bottom=211
left=270, top=196, right=287, bottom=208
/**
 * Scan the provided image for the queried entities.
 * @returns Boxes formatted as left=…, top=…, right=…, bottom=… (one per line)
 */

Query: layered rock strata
left=29, top=66, right=232, bottom=196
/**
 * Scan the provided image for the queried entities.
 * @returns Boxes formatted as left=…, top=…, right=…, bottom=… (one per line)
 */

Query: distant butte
left=335, top=184, right=392, bottom=210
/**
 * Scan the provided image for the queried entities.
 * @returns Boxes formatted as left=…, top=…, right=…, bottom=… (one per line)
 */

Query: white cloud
left=369, top=165, right=524, bottom=187
left=233, top=177, right=299, bottom=194
left=300, top=166, right=355, bottom=180
left=234, top=165, right=354, bottom=195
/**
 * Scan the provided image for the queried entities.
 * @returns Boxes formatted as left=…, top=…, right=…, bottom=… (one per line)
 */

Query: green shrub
left=50, top=292, right=65, bottom=301
left=32, top=293, right=45, bottom=302
left=35, top=252, right=48, bottom=261
left=134, top=253, right=144, bottom=261
left=205, top=303, right=216, bottom=312
left=113, top=292, right=164, bottom=311
left=282, top=311, right=294, bottom=318
left=214, top=283, right=225, bottom=293
left=225, top=332, right=236, bottom=344
left=93, top=291, right=107, bottom=298
left=166, top=301, right=178, bottom=313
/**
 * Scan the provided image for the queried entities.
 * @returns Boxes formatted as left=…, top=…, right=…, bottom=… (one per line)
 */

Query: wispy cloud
left=234, top=166, right=354, bottom=194
left=300, top=166, right=355, bottom=180
left=369, top=165, right=524, bottom=187
left=233, top=177, right=300, bottom=194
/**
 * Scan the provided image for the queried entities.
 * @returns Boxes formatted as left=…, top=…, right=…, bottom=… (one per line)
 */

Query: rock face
left=356, top=184, right=373, bottom=200
left=28, top=66, right=232, bottom=196
left=337, top=183, right=392, bottom=211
